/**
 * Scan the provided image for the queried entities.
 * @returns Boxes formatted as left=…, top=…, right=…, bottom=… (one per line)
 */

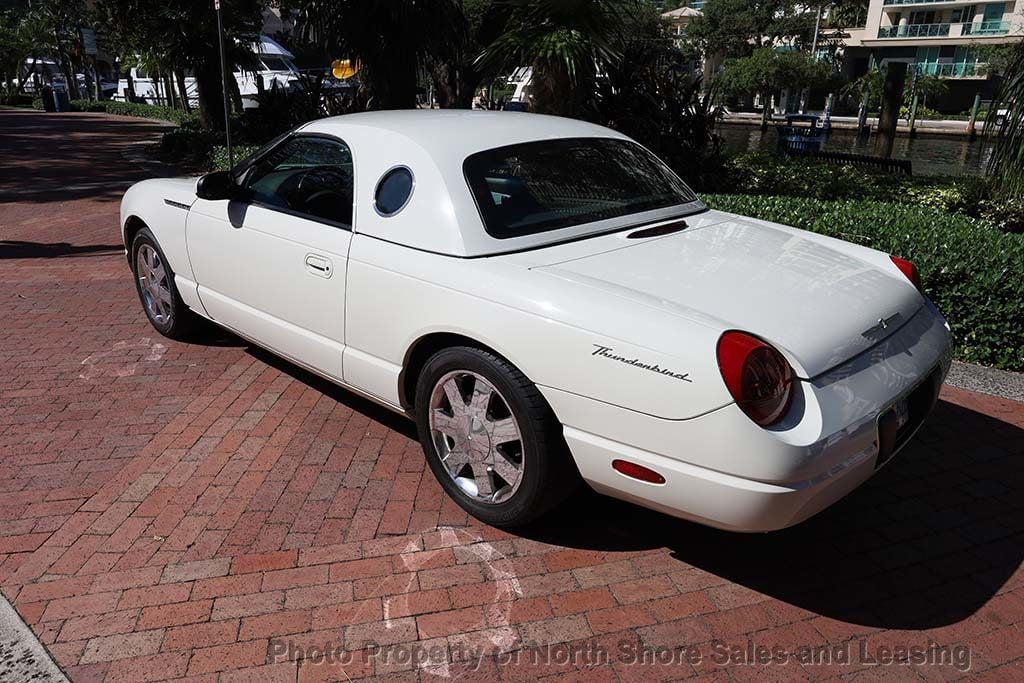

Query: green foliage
left=686, top=0, right=803, bottom=57
left=287, top=0, right=467, bottom=110
left=718, top=48, right=834, bottom=103
left=477, top=0, right=629, bottom=115
left=211, top=144, right=259, bottom=171
left=587, top=2, right=724, bottom=187
left=95, top=0, right=265, bottom=129
left=901, top=104, right=941, bottom=121
left=986, top=40, right=1024, bottom=198
left=709, top=153, right=990, bottom=209
left=980, top=195, right=1024, bottom=234
left=67, top=98, right=198, bottom=125
left=702, top=194, right=1024, bottom=371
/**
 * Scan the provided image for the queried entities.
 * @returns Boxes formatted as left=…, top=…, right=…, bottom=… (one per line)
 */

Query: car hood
left=531, top=211, right=923, bottom=378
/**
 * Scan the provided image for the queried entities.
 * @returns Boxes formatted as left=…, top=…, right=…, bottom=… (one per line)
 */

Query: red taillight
left=716, top=331, right=794, bottom=427
left=890, top=255, right=922, bottom=292
left=612, top=459, right=666, bottom=484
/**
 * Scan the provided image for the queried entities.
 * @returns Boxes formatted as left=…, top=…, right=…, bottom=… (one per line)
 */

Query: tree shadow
left=0, top=109, right=178, bottom=204
left=517, top=398, right=1023, bottom=630
left=0, top=241, right=125, bottom=259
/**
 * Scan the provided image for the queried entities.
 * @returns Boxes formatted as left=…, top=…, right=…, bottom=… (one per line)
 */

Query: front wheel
left=131, top=228, right=196, bottom=340
left=414, top=346, right=578, bottom=527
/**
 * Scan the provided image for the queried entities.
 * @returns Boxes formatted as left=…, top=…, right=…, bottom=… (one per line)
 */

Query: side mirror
left=196, top=171, right=239, bottom=201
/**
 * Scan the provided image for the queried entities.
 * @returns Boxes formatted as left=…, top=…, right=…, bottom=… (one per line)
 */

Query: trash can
left=41, top=85, right=56, bottom=112
left=52, top=83, right=70, bottom=112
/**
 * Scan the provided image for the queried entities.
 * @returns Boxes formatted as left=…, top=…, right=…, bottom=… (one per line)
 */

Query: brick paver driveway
left=1, top=109, right=1023, bottom=682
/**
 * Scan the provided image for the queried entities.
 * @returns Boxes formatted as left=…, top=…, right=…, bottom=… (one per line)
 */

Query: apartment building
left=847, top=0, right=1023, bottom=111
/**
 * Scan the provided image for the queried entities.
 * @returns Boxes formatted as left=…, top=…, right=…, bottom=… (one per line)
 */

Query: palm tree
left=987, top=40, right=1024, bottom=197
left=292, top=0, right=465, bottom=110
left=477, top=0, right=627, bottom=116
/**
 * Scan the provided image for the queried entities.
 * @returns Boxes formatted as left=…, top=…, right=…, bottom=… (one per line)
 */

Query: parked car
left=119, top=111, right=951, bottom=531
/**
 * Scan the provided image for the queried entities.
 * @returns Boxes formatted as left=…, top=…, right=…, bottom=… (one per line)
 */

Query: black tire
left=130, top=227, right=197, bottom=340
left=414, top=346, right=579, bottom=527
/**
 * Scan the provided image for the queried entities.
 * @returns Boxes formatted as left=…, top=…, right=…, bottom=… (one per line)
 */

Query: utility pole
left=215, top=0, right=233, bottom=167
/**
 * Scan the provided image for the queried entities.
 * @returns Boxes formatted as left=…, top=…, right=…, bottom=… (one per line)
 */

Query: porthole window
left=374, top=166, right=414, bottom=217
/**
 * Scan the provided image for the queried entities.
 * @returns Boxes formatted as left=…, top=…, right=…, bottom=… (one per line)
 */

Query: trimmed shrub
left=702, top=194, right=1024, bottom=371
left=67, top=99, right=198, bottom=125
left=709, top=153, right=994, bottom=219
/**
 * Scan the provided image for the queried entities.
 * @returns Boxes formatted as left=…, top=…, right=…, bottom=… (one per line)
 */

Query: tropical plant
left=477, top=0, right=628, bottom=116
left=426, top=0, right=509, bottom=108
left=986, top=38, right=1024, bottom=198
left=95, top=0, right=265, bottom=129
left=9, top=0, right=88, bottom=100
left=588, top=3, right=723, bottom=187
left=718, top=47, right=833, bottom=128
left=0, top=7, right=35, bottom=103
left=285, top=0, right=466, bottom=110
left=686, top=0, right=805, bottom=58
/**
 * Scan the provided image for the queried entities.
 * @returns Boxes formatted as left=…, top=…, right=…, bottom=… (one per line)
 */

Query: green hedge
left=713, top=153, right=989, bottom=205
left=67, top=99, right=198, bottom=125
left=702, top=194, right=1024, bottom=371
left=211, top=144, right=259, bottom=171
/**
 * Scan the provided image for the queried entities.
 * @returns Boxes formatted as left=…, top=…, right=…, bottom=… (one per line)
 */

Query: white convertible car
left=121, top=111, right=951, bottom=531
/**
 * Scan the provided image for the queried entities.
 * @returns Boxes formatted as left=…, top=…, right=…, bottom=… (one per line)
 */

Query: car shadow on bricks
left=0, top=241, right=125, bottom=259
left=243, top=343, right=418, bottom=440
left=516, top=398, right=1023, bottom=631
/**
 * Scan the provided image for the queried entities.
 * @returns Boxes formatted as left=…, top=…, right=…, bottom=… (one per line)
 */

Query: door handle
left=305, top=254, right=333, bottom=278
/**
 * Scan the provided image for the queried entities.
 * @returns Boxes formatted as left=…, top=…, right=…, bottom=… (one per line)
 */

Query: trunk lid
left=532, top=213, right=923, bottom=378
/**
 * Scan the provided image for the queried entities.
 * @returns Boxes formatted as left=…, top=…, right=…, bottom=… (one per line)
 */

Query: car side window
left=244, top=136, right=354, bottom=228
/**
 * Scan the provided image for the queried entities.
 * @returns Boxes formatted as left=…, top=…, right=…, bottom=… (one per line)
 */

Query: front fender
left=119, top=177, right=199, bottom=281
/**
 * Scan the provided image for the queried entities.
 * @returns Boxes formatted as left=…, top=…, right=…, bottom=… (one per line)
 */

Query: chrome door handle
left=305, top=254, right=333, bottom=278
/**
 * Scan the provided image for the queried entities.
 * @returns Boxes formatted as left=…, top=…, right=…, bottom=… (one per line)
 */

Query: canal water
left=718, top=125, right=997, bottom=177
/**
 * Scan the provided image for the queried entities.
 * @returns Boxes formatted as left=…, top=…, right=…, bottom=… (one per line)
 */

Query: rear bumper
left=548, top=301, right=952, bottom=532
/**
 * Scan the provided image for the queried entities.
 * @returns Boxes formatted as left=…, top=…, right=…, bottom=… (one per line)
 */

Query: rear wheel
left=414, top=346, right=578, bottom=527
left=131, top=228, right=196, bottom=340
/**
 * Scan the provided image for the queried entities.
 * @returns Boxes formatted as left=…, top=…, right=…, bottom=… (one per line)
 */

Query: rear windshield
left=463, top=137, right=699, bottom=239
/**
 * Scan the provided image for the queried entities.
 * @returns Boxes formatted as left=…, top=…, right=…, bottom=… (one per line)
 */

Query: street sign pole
left=215, top=0, right=233, bottom=167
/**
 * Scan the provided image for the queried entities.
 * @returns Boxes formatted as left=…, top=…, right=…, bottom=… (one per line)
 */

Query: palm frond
left=986, top=41, right=1024, bottom=197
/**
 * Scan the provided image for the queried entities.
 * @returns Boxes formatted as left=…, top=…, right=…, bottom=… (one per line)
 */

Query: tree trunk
left=878, top=62, right=907, bottom=158
left=194, top=58, right=226, bottom=130
left=164, top=72, right=177, bottom=109
left=529, top=61, right=577, bottom=116
left=367, top=51, right=418, bottom=110
left=175, top=69, right=191, bottom=112
left=760, top=92, right=770, bottom=131
left=228, top=70, right=243, bottom=113
left=125, top=70, right=137, bottom=102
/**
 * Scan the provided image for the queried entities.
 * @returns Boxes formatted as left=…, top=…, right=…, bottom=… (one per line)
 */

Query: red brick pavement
left=1, top=109, right=1023, bottom=682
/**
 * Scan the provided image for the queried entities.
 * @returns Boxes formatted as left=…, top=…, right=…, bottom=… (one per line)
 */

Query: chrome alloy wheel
left=136, top=243, right=173, bottom=325
left=428, top=370, right=524, bottom=504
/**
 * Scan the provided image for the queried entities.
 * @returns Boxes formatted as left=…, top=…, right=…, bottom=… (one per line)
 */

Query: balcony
left=883, top=0, right=1004, bottom=4
left=961, top=20, right=1010, bottom=35
left=878, top=23, right=950, bottom=38
left=915, top=62, right=989, bottom=77
left=877, top=20, right=1011, bottom=38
